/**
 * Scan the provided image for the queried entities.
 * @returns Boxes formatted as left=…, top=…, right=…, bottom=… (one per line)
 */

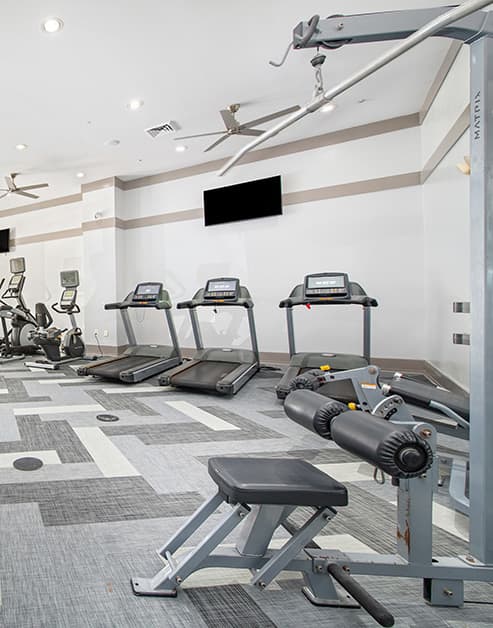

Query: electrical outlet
left=103, top=330, right=109, bottom=338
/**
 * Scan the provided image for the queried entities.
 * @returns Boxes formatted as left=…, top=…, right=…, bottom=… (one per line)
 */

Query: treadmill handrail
left=279, top=282, right=378, bottom=308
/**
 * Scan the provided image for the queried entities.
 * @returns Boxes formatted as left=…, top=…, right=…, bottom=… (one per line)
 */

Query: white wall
left=122, top=127, right=425, bottom=360
left=421, top=46, right=470, bottom=388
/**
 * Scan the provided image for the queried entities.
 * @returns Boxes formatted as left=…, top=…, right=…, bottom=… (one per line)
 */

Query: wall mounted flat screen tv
left=0, top=228, right=10, bottom=253
left=203, top=175, right=282, bottom=227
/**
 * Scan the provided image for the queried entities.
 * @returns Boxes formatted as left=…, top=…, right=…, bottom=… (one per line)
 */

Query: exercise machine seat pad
left=208, top=457, right=348, bottom=507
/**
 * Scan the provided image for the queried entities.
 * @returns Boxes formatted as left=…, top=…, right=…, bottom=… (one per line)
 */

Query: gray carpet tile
left=185, top=584, right=277, bottom=628
left=258, top=409, right=288, bottom=418
left=0, top=360, right=489, bottom=627
left=0, top=477, right=203, bottom=525
left=86, top=389, right=160, bottom=416
left=0, top=375, right=52, bottom=403
left=100, top=413, right=283, bottom=445
left=0, top=415, right=92, bottom=463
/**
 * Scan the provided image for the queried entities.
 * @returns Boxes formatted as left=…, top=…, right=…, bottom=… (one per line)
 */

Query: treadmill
left=77, top=282, right=181, bottom=383
left=276, top=272, right=378, bottom=399
left=159, top=277, right=259, bottom=395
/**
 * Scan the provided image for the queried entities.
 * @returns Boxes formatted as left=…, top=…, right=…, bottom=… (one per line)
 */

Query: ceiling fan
left=174, top=103, right=301, bottom=152
left=0, top=173, right=49, bottom=200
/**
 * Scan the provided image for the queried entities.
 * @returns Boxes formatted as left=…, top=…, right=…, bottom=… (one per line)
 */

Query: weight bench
left=131, top=457, right=352, bottom=602
left=131, top=397, right=435, bottom=626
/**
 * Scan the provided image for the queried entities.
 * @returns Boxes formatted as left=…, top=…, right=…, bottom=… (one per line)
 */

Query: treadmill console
left=204, top=278, right=240, bottom=300
left=303, top=273, right=350, bottom=300
left=132, top=282, right=163, bottom=306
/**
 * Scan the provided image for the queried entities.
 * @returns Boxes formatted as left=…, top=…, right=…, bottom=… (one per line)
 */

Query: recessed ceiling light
left=104, top=139, right=121, bottom=147
left=175, top=145, right=188, bottom=153
left=128, top=99, right=144, bottom=111
left=41, top=17, right=64, bottom=33
left=16, top=143, right=28, bottom=151
left=76, top=172, right=85, bottom=178
left=320, top=101, right=336, bottom=114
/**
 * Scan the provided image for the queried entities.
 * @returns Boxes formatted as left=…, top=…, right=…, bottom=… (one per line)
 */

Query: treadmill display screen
left=132, top=282, right=162, bottom=304
left=9, top=275, right=21, bottom=286
left=204, top=278, right=239, bottom=300
left=304, top=273, right=350, bottom=298
left=307, top=276, right=345, bottom=289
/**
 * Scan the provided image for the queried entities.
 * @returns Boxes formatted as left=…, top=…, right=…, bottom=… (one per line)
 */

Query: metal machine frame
left=132, top=365, right=493, bottom=611
left=220, top=0, right=493, bottom=568
left=282, top=0, right=493, bottom=573
left=131, top=3, right=493, bottom=615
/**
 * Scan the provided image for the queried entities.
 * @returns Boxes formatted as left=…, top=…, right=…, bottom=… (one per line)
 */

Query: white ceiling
left=0, top=0, right=466, bottom=207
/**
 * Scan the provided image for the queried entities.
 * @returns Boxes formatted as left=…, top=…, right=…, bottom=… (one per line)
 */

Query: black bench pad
left=208, top=457, right=348, bottom=507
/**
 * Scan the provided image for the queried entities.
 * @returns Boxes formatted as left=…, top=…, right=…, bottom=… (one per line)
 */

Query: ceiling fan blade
left=204, top=134, right=231, bottom=152
left=14, top=190, right=39, bottom=199
left=240, top=104, right=301, bottom=129
left=5, top=176, right=14, bottom=189
left=16, top=183, right=49, bottom=191
left=220, top=109, right=238, bottom=131
left=174, top=131, right=225, bottom=140
left=238, top=128, right=264, bottom=137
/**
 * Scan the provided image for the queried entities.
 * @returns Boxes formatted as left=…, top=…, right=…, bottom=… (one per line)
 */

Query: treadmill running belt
left=89, top=355, right=158, bottom=379
left=172, top=360, right=242, bottom=390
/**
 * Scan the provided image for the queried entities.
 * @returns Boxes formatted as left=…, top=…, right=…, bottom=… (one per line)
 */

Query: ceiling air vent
left=145, top=120, right=180, bottom=138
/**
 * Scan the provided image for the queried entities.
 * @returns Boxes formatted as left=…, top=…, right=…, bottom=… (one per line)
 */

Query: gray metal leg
left=157, top=492, right=224, bottom=557
left=132, top=501, right=249, bottom=596
left=236, top=505, right=294, bottom=557
left=469, top=34, right=493, bottom=566
left=250, top=507, right=334, bottom=588
left=302, top=572, right=360, bottom=608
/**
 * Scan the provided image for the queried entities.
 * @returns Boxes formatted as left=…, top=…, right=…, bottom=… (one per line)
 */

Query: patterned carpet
left=0, top=360, right=490, bottom=627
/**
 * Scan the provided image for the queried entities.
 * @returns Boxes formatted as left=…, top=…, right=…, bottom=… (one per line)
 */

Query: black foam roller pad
left=284, top=390, right=347, bottom=439
left=330, top=411, right=433, bottom=478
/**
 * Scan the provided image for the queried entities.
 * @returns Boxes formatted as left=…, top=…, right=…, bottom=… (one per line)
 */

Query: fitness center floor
left=0, top=361, right=490, bottom=628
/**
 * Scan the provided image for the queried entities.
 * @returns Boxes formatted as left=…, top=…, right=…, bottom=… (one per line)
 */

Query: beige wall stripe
left=421, top=106, right=470, bottom=183
left=81, top=217, right=122, bottom=232
left=12, top=227, right=83, bottom=247
left=121, top=208, right=203, bottom=229
left=122, top=113, right=420, bottom=191
left=283, top=172, right=421, bottom=206
left=81, top=177, right=123, bottom=193
left=0, top=193, right=82, bottom=219
left=419, top=41, right=463, bottom=124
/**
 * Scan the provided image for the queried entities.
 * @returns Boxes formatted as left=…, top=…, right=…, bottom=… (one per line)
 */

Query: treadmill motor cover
left=132, top=282, right=162, bottom=304
left=204, top=278, right=240, bottom=300
left=304, top=273, right=350, bottom=299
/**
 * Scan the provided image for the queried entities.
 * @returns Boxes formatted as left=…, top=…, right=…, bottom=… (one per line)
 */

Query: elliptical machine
left=0, top=257, right=41, bottom=362
left=26, top=270, right=87, bottom=370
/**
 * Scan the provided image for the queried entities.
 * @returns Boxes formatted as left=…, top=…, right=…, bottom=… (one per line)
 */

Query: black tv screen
left=0, top=229, right=9, bottom=253
left=203, top=175, right=282, bottom=227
